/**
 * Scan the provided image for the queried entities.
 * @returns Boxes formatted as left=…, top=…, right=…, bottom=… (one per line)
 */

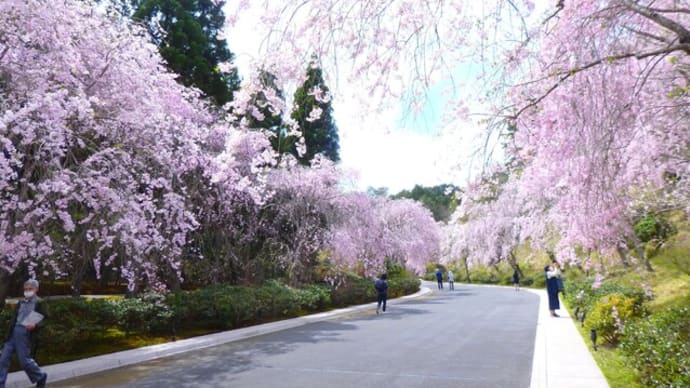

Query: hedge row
left=0, top=277, right=420, bottom=363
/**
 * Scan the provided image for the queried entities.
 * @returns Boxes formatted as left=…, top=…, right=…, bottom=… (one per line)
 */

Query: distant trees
left=393, top=184, right=459, bottom=222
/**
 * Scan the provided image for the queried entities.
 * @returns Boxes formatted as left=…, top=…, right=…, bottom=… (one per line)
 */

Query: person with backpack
left=374, top=273, right=389, bottom=314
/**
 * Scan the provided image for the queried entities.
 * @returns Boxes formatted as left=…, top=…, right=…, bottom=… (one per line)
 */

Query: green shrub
left=585, top=293, right=643, bottom=345
left=468, top=265, right=500, bottom=284
left=330, top=276, right=375, bottom=307
left=167, top=281, right=333, bottom=330
left=298, top=284, right=331, bottom=311
left=110, top=293, right=172, bottom=334
left=171, top=284, right=267, bottom=329
left=0, top=307, right=13, bottom=340
left=37, top=298, right=117, bottom=353
left=385, top=260, right=412, bottom=279
left=388, top=277, right=420, bottom=298
left=621, top=305, right=690, bottom=387
left=564, top=278, right=648, bottom=314
left=634, top=215, right=674, bottom=243
left=329, top=275, right=419, bottom=307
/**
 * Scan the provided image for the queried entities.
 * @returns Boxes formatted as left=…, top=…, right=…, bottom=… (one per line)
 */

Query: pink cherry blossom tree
left=331, top=193, right=440, bottom=277
left=0, top=0, right=269, bottom=300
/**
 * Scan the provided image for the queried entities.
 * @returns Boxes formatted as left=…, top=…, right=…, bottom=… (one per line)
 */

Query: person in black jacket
left=374, top=273, right=388, bottom=314
left=512, top=269, right=520, bottom=292
left=0, top=279, right=48, bottom=388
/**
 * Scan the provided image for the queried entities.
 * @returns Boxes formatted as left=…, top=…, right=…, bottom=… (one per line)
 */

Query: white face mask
left=24, top=290, right=35, bottom=299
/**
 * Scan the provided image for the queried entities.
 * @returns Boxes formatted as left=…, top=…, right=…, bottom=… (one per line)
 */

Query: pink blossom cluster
left=331, top=193, right=440, bottom=277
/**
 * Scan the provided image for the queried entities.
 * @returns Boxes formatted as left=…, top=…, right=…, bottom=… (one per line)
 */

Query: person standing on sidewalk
left=374, top=273, right=388, bottom=314
left=545, top=265, right=561, bottom=317
left=0, top=279, right=48, bottom=388
left=512, top=269, right=520, bottom=291
left=435, top=268, right=443, bottom=290
left=447, top=270, right=455, bottom=291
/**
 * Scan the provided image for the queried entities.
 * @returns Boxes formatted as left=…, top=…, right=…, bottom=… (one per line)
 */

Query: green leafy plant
left=585, top=293, right=643, bottom=345
left=621, top=305, right=690, bottom=388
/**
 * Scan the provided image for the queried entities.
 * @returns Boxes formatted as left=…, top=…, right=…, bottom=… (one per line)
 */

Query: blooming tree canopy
left=331, top=193, right=440, bottom=276
left=234, top=0, right=690, bottom=268
left=0, top=0, right=269, bottom=293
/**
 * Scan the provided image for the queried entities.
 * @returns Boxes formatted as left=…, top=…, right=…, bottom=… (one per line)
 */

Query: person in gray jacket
left=0, top=279, right=48, bottom=388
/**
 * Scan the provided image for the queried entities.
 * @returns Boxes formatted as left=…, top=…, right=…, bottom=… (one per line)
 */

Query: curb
left=524, top=288, right=548, bottom=388
left=7, top=286, right=431, bottom=387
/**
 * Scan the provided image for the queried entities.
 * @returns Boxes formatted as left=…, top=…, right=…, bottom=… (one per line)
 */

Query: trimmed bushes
left=388, top=277, right=421, bottom=298
left=166, top=280, right=333, bottom=330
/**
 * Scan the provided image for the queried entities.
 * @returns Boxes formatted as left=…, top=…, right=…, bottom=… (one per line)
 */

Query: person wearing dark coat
left=374, top=273, right=389, bottom=314
left=544, top=265, right=561, bottom=317
left=513, top=269, right=520, bottom=291
left=435, top=268, right=443, bottom=290
left=0, top=279, right=48, bottom=388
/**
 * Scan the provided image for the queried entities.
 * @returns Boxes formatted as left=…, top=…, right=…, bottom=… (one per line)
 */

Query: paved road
left=54, top=285, right=539, bottom=388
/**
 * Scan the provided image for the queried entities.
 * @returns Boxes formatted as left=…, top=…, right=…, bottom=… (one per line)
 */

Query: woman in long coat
left=544, top=265, right=561, bottom=317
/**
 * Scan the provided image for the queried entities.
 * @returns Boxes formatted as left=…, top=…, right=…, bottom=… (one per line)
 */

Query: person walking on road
left=447, top=270, right=455, bottom=291
left=435, top=268, right=443, bottom=290
left=512, top=269, right=520, bottom=291
left=0, top=280, right=48, bottom=388
left=545, top=265, right=561, bottom=317
left=375, top=273, right=388, bottom=314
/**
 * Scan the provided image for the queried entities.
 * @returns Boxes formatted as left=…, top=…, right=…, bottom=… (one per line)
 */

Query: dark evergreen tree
left=242, top=70, right=296, bottom=156
left=133, top=0, right=240, bottom=106
left=393, top=184, right=460, bottom=222
left=290, top=58, right=340, bottom=165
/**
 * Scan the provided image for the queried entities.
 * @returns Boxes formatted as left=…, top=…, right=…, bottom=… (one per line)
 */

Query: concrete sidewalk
left=6, top=287, right=432, bottom=388
left=526, top=288, right=609, bottom=388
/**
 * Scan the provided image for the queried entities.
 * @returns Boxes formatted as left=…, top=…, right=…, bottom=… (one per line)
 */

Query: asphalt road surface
left=54, top=284, right=539, bottom=388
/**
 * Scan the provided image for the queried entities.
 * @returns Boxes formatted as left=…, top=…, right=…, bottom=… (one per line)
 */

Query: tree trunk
left=631, top=235, right=654, bottom=272
left=71, top=270, right=84, bottom=297
left=508, top=252, right=524, bottom=278
left=0, top=267, right=10, bottom=310
left=616, top=244, right=631, bottom=268
left=462, top=256, right=471, bottom=282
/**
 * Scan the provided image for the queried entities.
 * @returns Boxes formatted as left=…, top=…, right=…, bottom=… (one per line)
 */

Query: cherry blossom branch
left=512, top=43, right=690, bottom=119
left=622, top=0, right=690, bottom=46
